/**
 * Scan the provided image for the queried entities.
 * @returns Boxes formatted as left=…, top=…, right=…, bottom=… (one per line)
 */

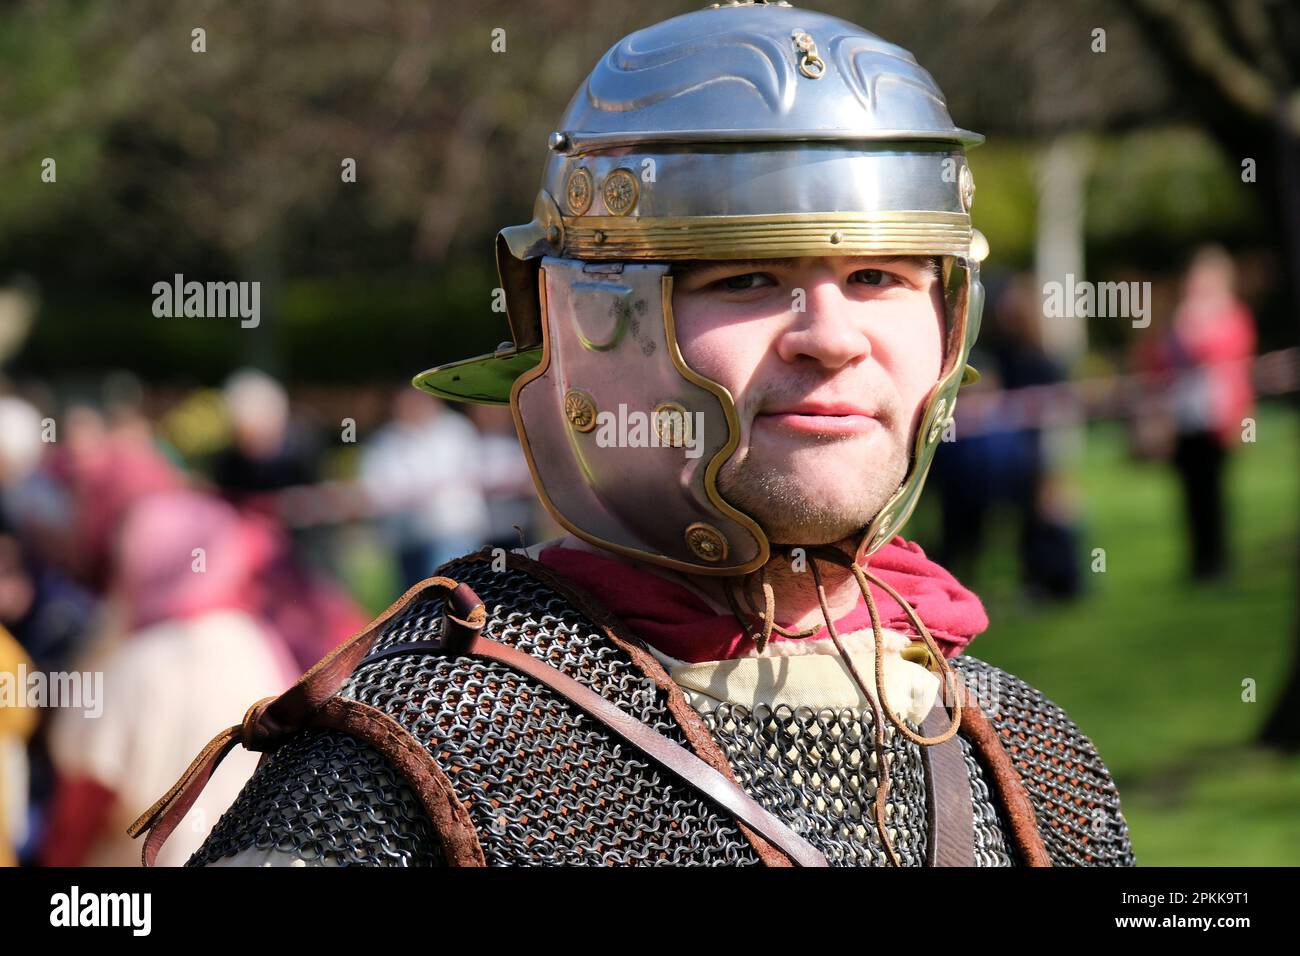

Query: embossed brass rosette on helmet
left=414, top=0, right=988, bottom=576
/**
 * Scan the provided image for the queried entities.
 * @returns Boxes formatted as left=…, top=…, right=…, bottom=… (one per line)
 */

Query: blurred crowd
left=0, top=372, right=541, bottom=866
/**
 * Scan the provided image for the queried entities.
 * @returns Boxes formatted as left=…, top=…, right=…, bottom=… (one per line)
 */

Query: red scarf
left=537, top=537, right=988, bottom=664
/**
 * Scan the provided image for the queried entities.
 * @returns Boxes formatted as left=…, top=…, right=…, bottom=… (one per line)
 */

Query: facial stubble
left=716, top=418, right=911, bottom=547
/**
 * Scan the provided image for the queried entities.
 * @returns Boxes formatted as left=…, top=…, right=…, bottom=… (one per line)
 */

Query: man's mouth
left=756, top=401, right=881, bottom=436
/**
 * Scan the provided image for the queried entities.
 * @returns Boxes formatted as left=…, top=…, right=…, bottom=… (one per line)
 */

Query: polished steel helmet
left=414, top=0, right=987, bottom=577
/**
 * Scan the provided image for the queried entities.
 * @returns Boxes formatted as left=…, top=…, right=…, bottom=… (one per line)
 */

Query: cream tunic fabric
left=642, top=626, right=941, bottom=725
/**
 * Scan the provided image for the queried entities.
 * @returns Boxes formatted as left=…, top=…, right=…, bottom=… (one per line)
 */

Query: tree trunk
left=1257, top=112, right=1300, bottom=752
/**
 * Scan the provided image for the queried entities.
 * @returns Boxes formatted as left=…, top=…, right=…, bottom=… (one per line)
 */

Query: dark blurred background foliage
left=1, top=0, right=1295, bottom=383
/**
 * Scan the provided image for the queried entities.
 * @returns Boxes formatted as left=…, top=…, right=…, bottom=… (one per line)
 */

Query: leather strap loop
left=240, top=697, right=276, bottom=750
left=128, top=726, right=242, bottom=868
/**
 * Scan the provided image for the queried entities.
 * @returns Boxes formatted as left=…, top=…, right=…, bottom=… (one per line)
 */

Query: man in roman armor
left=132, top=0, right=1136, bottom=868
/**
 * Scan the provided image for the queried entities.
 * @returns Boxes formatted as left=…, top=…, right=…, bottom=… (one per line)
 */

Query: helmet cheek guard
left=413, top=2, right=989, bottom=575
left=866, top=249, right=985, bottom=559
left=512, top=257, right=768, bottom=574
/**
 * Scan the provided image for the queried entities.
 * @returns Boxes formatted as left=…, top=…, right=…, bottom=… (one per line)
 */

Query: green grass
left=947, top=401, right=1300, bottom=866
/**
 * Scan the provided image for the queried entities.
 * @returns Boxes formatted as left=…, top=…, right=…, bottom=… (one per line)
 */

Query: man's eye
left=852, top=269, right=894, bottom=286
left=714, top=272, right=775, bottom=292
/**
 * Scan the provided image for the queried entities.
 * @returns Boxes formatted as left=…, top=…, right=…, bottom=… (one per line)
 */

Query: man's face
left=670, top=255, right=946, bottom=546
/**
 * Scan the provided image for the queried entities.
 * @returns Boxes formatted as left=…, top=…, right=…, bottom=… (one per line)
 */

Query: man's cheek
left=689, top=343, right=751, bottom=400
left=674, top=326, right=722, bottom=378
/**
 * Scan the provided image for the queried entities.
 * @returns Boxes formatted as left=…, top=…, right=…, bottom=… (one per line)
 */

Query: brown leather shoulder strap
left=920, top=699, right=975, bottom=866
left=304, top=697, right=485, bottom=866
left=953, top=680, right=1054, bottom=867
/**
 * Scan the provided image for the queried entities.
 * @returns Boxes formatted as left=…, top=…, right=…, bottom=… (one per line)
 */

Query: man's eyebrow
left=670, top=255, right=934, bottom=276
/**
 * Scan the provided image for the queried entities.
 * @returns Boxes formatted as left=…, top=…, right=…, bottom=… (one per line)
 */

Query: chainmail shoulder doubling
left=947, top=655, right=1137, bottom=867
left=187, top=727, right=443, bottom=867
left=189, top=555, right=1133, bottom=867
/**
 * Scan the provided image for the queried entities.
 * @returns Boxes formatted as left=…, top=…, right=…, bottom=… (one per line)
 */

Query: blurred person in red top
left=1137, top=245, right=1257, bottom=581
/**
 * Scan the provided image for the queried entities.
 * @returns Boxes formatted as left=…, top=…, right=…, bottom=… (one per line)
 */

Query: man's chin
left=717, top=451, right=906, bottom=547
left=764, top=524, right=866, bottom=549
left=719, top=483, right=882, bottom=547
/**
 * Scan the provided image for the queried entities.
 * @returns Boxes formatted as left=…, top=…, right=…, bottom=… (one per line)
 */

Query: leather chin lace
left=720, top=544, right=963, bottom=866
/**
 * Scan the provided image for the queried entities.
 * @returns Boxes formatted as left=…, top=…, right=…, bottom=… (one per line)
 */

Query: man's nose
left=773, top=280, right=872, bottom=369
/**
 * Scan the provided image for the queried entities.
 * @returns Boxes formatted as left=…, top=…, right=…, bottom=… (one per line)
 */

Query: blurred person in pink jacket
left=41, top=491, right=298, bottom=866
